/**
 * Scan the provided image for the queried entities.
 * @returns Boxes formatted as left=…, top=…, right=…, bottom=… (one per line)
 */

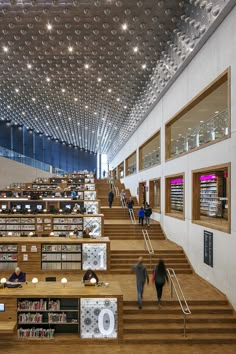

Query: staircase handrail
left=167, top=267, right=191, bottom=337
left=128, top=208, right=136, bottom=224
left=121, top=196, right=126, bottom=208
left=142, top=229, right=155, bottom=270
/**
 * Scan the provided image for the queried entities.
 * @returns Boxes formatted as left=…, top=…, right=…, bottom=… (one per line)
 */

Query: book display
left=170, top=178, right=184, bottom=212
left=42, top=244, right=82, bottom=270
left=200, top=174, right=225, bottom=218
left=0, top=243, right=18, bottom=270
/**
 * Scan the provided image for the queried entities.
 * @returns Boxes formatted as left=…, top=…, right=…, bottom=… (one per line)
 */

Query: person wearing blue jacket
left=138, top=206, right=145, bottom=226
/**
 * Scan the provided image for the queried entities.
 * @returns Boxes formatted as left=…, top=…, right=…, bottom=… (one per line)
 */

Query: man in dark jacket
left=9, top=267, right=26, bottom=282
left=132, top=256, right=149, bottom=309
left=108, top=189, right=114, bottom=208
left=144, top=204, right=152, bottom=226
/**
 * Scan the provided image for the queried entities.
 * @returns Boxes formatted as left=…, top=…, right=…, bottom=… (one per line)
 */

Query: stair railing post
left=183, top=313, right=186, bottom=337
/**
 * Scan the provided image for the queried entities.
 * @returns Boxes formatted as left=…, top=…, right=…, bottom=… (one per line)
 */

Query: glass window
left=166, top=70, right=230, bottom=160
left=139, top=131, right=160, bottom=170
left=125, top=152, right=136, bottom=176
left=192, top=164, right=230, bottom=233
left=149, top=179, right=161, bottom=211
left=165, top=174, right=185, bottom=219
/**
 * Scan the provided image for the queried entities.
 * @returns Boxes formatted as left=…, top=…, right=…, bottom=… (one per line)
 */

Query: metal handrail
left=121, top=196, right=126, bottom=208
left=167, top=267, right=191, bottom=337
left=128, top=208, right=136, bottom=224
left=142, top=229, right=154, bottom=269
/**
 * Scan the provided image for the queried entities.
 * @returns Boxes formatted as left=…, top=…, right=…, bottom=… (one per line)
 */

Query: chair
left=45, top=277, right=56, bottom=282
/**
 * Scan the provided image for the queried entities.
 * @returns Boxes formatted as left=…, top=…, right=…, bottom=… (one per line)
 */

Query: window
left=139, top=131, right=160, bottom=170
left=165, top=70, right=230, bottom=160
left=125, top=151, right=136, bottom=176
left=192, top=163, right=230, bottom=233
left=165, top=174, right=185, bottom=219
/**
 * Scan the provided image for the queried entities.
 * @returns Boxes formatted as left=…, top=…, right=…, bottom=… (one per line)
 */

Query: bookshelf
left=0, top=243, right=18, bottom=270
left=41, top=244, right=82, bottom=270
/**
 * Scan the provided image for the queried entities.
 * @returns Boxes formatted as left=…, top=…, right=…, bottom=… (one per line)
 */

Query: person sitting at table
left=83, top=227, right=91, bottom=238
left=9, top=267, right=26, bottom=282
left=83, top=269, right=99, bottom=284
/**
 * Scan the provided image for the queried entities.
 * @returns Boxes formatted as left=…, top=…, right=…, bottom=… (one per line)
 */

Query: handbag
left=151, top=271, right=155, bottom=283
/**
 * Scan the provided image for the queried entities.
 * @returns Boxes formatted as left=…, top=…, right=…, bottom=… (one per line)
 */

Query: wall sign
left=204, top=230, right=213, bottom=267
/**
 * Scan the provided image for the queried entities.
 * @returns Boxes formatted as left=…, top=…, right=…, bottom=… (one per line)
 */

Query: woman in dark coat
left=153, top=259, right=168, bottom=305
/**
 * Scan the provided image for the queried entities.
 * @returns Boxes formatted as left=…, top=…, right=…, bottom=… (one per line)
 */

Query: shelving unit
left=0, top=243, right=18, bottom=270
left=17, top=298, right=79, bottom=338
left=52, top=217, right=83, bottom=237
left=0, top=217, right=35, bottom=237
left=170, top=179, right=184, bottom=212
left=41, top=244, right=82, bottom=270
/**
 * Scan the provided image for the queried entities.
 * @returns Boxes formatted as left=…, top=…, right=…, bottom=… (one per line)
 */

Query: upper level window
left=125, top=151, right=136, bottom=176
left=139, top=131, right=160, bottom=170
left=165, top=70, right=230, bottom=160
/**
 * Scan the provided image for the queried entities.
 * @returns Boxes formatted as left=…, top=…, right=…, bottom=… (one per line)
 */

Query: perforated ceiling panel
left=0, top=0, right=233, bottom=161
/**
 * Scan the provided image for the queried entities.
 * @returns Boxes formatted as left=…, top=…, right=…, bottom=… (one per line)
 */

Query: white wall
left=110, top=7, right=236, bottom=308
left=0, top=157, right=53, bottom=188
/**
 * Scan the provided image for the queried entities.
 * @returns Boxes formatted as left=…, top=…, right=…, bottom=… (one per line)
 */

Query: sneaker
left=138, top=305, right=142, bottom=309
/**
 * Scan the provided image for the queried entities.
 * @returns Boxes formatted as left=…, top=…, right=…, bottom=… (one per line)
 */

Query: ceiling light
left=94, top=112, right=97, bottom=115
left=142, top=64, right=147, bottom=69
left=61, top=88, right=65, bottom=93
left=47, top=23, right=52, bottom=30
left=84, top=64, right=89, bottom=69
left=133, top=46, right=138, bottom=53
left=46, top=77, right=50, bottom=82
left=116, top=98, right=120, bottom=102
left=32, top=97, right=36, bottom=102
left=124, top=105, right=127, bottom=109
left=97, top=77, right=102, bottom=82
left=27, top=64, right=32, bottom=69
left=46, top=105, right=49, bottom=109
left=85, top=105, right=88, bottom=109
left=108, top=88, right=112, bottom=93
left=3, top=46, right=8, bottom=52
left=74, top=97, right=78, bottom=101
left=68, top=46, right=73, bottom=52
left=15, top=88, right=19, bottom=93
left=122, top=23, right=128, bottom=30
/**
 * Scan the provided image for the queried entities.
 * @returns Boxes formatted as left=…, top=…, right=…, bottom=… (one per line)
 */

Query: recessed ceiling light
left=142, top=64, right=147, bottom=69
left=46, top=77, right=50, bottom=82
left=58, top=112, right=61, bottom=115
left=215, top=111, right=219, bottom=114
left=116, top=98, right=120, bottom=102
left=15, top=88, right=19, bottom=93
left=200, top=120, right=204, bottom=123
left=32, top=97, right=36, bottom=102
left=68, top=46, right=73, bottom=52
left=124, top=105, right=127, bottom=109
left=46, top=105, right=49, bottom=109
left=97, top=77, right=102, bottom=82
left=122, top=23, right=128, bottom=30
left=61, top=88, right=65, bottom=93
left=47, top=23, right=52, bottom=31
left=74, top=97, right=78, bottom=101
left=27, top=64, right=32, bottom=69
left=94, top=112, right=97, bottom=115
left=84, top=64, right=89, bottom=69
left=133, top=46, right=138, bottom=53
left=108, top=88, right=112, bottom=93
left=3, top=46, right=8, bottom=52
left=85, top=105, right=88, bottom=109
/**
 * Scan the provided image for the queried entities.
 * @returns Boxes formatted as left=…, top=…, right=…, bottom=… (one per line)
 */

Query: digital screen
left=0, top=304, right=5, bottom=312
left=37, top=205, right=42, bottom=210
left=65, top=205, right=71, bottom=209
left=25, top=205, right=31, bottom=209
left=16, top=205, right=22, bottom=210
left=1, top=205, right=7, bottom=210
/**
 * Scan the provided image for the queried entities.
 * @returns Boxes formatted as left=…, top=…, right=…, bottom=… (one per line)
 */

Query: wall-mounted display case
left=165, top=174, right=184, bottom=219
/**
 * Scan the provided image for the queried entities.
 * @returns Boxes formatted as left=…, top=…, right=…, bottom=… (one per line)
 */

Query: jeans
left=136, top=281, right=144, bottom=306
left=145, top=216, right=150, bottom=225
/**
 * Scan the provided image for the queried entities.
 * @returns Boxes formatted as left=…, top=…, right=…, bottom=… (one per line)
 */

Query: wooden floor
left=1, top=221, right=236, bottom=353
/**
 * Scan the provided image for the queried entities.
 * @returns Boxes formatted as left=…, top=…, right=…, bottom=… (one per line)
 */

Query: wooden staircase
left=110, top=250, right=192, bottom=274
left=104, top=223, right=165, bottom=239
left=123, top=300, right=236, bottom=344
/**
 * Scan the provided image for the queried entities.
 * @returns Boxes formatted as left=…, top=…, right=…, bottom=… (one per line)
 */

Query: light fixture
left=84, top=64, right=89, bottom=69
left=29, top=232, right=34, bottom=237
left=27, top=209, right=31, bottom=213
left=32, top=277, right=38, bottom=286
left=0, top=278, right=7, bottom=284
left=61, top=278, right=68, bottom=287
left=97, top=77, right=102, bottom=82
left=133, top=46, right=138, bottom=53
left=122, top=23, right=128, bottom=30
left=43, top=209, right=47, bottom=213
left=68, top=46, right=73, bottom=52
left=142, top=64, right=147, bottom=69
left=47, top=23, right=52, bottom=31
left=90, top=277, right=97, bottom=285
left=27, top=64, right=32, bottom=69
left=8, top=232, right=13, bottom=236
left=59, top=209, right=63, bottom=213
left=50, top=232, right=54, bottom=236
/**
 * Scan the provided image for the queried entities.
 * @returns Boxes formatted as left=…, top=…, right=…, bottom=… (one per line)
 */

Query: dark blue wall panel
left=0, top=122, right=11, bottom=149
left=12, top=125, right=23, bottom=154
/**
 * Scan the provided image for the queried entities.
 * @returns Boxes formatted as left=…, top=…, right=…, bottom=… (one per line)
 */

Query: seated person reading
left=9, top=267, right=26, bottom=282
left=83, top=227, right=91, bottom=238
left=83, top=269, right=99, bottom=284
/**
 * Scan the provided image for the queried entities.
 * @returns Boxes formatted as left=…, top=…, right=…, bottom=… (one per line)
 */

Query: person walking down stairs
left=108, top=189, right=114, bottom=208
left=144, top=203, right=152, bottom=226
left=132, top=256, right=149, bottom=309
